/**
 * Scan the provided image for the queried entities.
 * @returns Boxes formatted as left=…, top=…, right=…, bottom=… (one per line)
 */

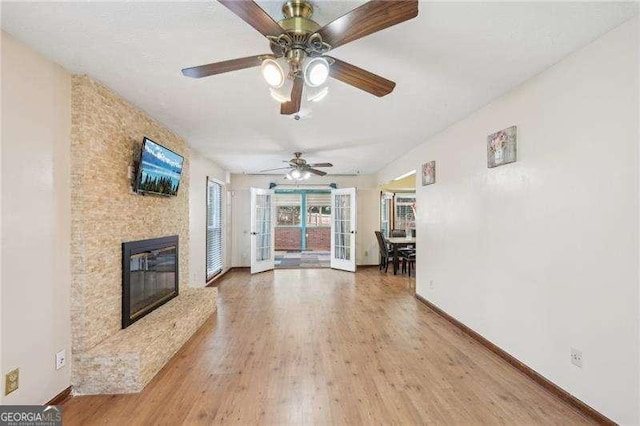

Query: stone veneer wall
left=70, top=75, right=190, bottom=360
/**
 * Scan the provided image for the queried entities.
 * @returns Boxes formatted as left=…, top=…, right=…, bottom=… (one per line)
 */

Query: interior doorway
left=274, top=189, right=331, bottom=269
left=380, top=171, right=416, bottom=238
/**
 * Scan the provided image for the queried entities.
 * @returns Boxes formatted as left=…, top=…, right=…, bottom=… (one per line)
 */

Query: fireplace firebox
left=122, top=236, right=179, bottom=329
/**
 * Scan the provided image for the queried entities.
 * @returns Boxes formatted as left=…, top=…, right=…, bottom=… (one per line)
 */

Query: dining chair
left=400, top=250, right=416, bottom=277
left=375, top=231, right=393, bottom=272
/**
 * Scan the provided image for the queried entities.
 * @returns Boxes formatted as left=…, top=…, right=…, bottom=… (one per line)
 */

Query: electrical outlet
left=364, top=250, right=368, bottom=257
left=429, top=280, right=435, bottom=290
left=56, top=349, right=66, bottom=370
left=570, top=348, right=583, bottom=368
left=5, top=368, right=19, bottom=395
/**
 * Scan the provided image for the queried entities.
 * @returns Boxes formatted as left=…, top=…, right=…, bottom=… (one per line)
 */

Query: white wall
left=378, top=19, right=639, bottom=424
left=1, top=31, right=72, bottom=404
left=230, top=174, right=379, bottom=267
left=189, top=149, right=231, bottom=286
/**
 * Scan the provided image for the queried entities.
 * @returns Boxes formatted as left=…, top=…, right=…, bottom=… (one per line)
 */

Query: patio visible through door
left=274, top=190, right=331, bottom=269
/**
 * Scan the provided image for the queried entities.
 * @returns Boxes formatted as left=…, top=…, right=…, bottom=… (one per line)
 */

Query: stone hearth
left=74, top=288, right=216, bottom=394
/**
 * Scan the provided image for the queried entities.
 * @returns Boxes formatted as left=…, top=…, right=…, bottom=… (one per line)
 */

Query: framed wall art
left=422, top=161, right=436, bottom=186
left=487, top=125, right=517, bottom=168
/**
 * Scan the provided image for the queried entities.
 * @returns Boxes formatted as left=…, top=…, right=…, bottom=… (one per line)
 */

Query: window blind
left=206, top=178, right=223, bottom=279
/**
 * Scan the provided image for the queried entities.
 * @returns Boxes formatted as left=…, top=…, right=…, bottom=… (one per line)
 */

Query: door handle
left=350, top=230, right=356, bottom=234
left=250, top=232, right=258, bottom=235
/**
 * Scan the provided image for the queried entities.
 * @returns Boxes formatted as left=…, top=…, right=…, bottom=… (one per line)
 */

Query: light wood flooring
left=63, top=268, right=593, bottom=424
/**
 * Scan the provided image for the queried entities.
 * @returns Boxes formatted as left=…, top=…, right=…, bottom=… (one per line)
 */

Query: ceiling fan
left=182, top=0, right=419, bottom=115
left=260, top=152, right=333, bottom=180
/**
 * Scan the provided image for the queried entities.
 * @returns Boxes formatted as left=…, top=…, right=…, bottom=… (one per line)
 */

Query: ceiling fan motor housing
left=282, top=0, right=314, bottom=20
left=291, top=152, right=306, bottom=166
left=281, top=0, right=317, bottom=29
left=269, top=0, right=330, bottom=60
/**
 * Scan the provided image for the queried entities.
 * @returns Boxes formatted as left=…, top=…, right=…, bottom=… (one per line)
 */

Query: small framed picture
left=422, top=161, right=436, bottom=186
left=488, top=125, right=517, bottom=168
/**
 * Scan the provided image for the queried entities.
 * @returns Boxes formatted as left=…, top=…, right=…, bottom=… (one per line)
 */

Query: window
left=394, top=194, right=416, bottom=231
left=206, top=178, right=223, bottom=279
left=306, top=193, right=331, bottom=227
left=277, top=205, right=301, bottom=226
left=275, top=193, right=301, bottom=226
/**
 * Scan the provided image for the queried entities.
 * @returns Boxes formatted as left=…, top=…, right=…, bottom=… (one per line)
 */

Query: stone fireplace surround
left=70, top=75, right=216, bottom=394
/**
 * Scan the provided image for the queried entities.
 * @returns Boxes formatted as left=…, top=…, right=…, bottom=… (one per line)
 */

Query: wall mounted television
left=135, top=137, right=184, bottom=196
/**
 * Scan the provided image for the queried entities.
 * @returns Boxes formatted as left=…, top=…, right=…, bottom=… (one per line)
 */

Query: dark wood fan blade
left=182, top=55, right=270, bottom=78
left=218, top=0, right=284, bottom=37
left=308, top=168, right=327, bottom=176
left=308, top=163, right=333, bottom=168
left=317, top=0, right=418, bottom=50
left=281, top=78, right=304, bottom=115
left=259, top=166, right=292, bottom=172
left=328, top=57, right=396, bottom=97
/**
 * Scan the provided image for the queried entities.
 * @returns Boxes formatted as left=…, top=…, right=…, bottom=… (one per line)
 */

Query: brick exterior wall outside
left=275, top=227, right=301, bottom=251
left=275, top=227, right=330, bottom=251
left=306, top=227, right=330, bottom=251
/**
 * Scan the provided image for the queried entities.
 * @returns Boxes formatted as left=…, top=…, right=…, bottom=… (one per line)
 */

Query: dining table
left=385, top=236, right=416, bottom=275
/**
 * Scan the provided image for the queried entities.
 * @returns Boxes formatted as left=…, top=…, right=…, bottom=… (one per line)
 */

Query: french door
left=250, top=187, right=275, bottom=274
left=330, top=187, right=357, bottom=272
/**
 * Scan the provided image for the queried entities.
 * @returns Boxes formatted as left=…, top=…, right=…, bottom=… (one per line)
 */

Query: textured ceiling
left=2, top=1, right=637, bottom=174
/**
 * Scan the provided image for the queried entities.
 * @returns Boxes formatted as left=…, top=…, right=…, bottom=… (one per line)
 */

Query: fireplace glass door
left=129, top=246, right=177, bottom=317
left=122, top=235, right=179, bottom=328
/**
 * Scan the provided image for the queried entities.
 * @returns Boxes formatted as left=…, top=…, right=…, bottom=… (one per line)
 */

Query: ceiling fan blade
left=281, top=78, right=304, bottom=115
left=259, top=166, right=293, bottom=172
left=308, top=163, right=333, bottom=168
left=317, top=0, right=418, bottom=50
left=218, top=0, right=284, bottom=38
left=328, top=57, right=396, bottom=97
left=182, top=55, right=270, bottom=78
left=308, top=168, right=327, bottom=176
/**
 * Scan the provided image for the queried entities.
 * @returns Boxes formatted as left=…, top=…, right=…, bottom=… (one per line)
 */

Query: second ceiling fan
left=260, top=152, right=332, bottom=180
left=182, top=0, right=419, bottom=115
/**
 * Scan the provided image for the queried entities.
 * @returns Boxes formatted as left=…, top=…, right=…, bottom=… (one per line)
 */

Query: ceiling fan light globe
left=291, top=169, right=302, bottom=179
left=308, top=86, right=329, bottom=103
left=303, top=171, right=311, bottom=180
left=285, top=172, right=293, bottom=180
left=261, top=59, right=285, bottom=88
left=269, top=88, right=289, bottom=103
left=304, top=57, right=330, bottom=87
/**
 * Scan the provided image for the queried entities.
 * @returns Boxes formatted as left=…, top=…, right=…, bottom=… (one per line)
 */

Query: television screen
left=136, top=137, right=184, bottom=196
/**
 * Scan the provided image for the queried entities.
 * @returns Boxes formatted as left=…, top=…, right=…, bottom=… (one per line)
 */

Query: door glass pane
left=256, top=194, right=272, bottom=262
left=334, top=193, right=351, bottom=261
